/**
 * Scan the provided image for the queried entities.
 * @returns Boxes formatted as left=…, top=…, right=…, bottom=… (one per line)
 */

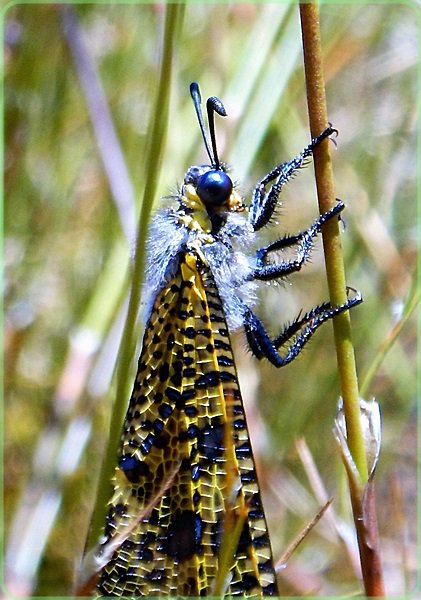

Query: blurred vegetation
left=4, top=3, right=417, bottom=597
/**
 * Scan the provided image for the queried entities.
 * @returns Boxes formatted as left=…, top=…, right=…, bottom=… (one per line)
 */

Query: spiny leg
left=243, top=291, right=363, bottom=368
left=249, top=126, right=336, bottom=231
left=252, top=202, right=344, bottom=281
left=246, top=192, right=362, bottom=365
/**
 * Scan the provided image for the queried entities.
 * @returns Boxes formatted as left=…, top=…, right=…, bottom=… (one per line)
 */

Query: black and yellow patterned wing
left=97, top=251, right=278, bottom=597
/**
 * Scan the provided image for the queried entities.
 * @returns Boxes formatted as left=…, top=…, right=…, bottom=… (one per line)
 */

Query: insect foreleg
left=243, top=292, right=362, bottom=368
left=252, top=202, right=344, bottom=281
left=249, top=126, right=336, bottom=231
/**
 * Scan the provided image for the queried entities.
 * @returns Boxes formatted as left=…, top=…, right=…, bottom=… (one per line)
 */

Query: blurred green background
left=4, top=3, right=417, bottom=597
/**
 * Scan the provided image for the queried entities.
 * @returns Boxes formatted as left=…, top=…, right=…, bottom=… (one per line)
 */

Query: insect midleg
left=252, top=202, right=344, bottom=281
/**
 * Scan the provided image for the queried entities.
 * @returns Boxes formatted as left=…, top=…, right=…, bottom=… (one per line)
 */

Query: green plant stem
left=86, top=3, right=183, bottom=551
left=300, top=5, right=385, bottom=596
left=299, top=2, right=368, bottom=484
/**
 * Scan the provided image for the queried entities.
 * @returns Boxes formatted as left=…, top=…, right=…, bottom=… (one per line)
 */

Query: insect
left=96, top=83, right=362, bottom=597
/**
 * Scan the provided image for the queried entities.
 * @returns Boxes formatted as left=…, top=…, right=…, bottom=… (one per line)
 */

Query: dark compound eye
left=196, top=169, right=233, bottom=207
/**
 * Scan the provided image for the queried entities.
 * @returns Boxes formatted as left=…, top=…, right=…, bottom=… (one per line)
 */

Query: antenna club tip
left=190, top=82, right=200, bottom=98
left=207, top=96, right=227, bottom=117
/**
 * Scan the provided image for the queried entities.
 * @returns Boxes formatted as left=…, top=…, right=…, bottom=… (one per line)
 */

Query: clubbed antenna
left=190, top=82, right=227, bottom=169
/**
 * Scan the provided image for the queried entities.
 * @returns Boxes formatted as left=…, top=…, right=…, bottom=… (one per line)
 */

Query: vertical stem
left=299, top=5, right=385, bottom=596
left=299, top=2, right=368, bottom=482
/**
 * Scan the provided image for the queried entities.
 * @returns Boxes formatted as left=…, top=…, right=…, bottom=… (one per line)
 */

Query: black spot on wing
left=197, top=421, right=224, bottom=463
left=119, top=455, right=150, bottom=482
left=241, top=573, right=260, bottom=591
left=163, top=510, right=204, bottom=561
